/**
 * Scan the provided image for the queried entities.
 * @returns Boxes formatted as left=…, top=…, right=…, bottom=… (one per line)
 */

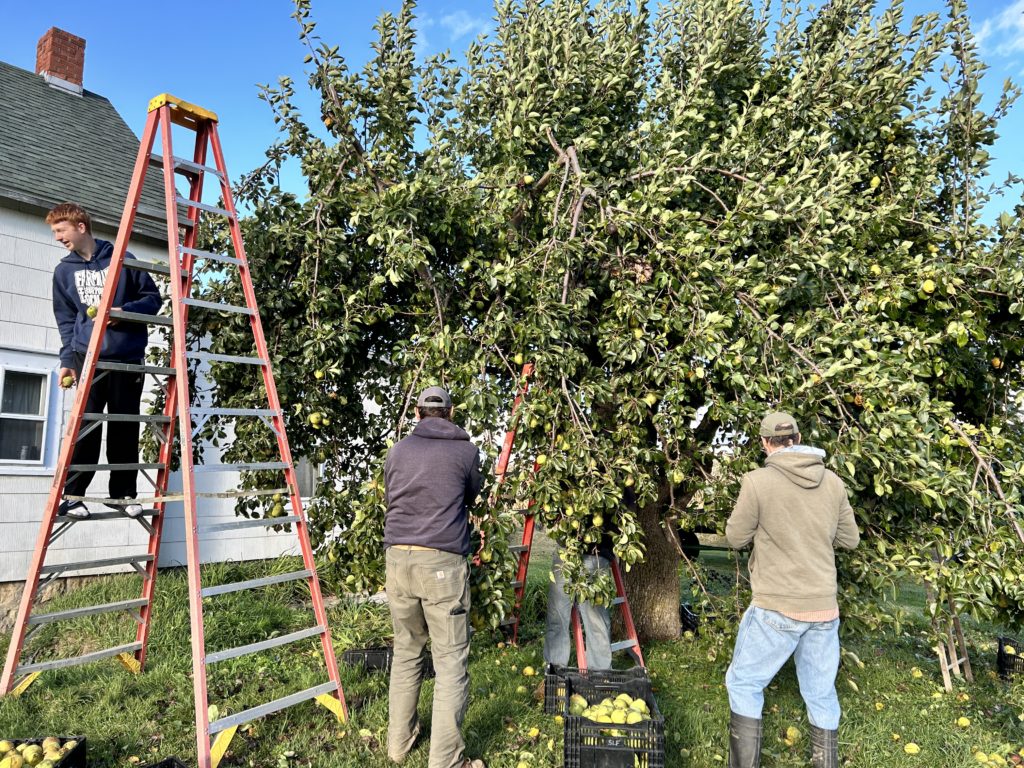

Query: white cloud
left=440, top=10, right=492, bottom=42
left=977, top=0, right=1024, bottom=57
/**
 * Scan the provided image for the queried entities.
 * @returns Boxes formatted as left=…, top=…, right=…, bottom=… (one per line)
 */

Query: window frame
left=0, top=364, right=52, bottom=467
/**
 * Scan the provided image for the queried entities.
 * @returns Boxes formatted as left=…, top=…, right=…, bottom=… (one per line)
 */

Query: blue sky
left=2, top=1, right=1021, bottom=220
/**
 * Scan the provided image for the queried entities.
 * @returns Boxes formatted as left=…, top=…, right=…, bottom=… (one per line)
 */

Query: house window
left=0, top=367, right=50, bottom=464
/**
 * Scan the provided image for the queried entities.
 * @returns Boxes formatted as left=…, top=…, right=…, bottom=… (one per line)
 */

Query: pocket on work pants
left=419, top=555, right=470, bottom=650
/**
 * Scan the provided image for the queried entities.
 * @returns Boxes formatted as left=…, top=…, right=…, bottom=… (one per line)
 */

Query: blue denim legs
left=544, top=550, right=612, bottom=670
left=726, top=606, right=842, bottom=730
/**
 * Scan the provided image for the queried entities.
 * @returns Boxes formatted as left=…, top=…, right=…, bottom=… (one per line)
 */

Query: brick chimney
left=35, top=27, right=85, bottom=96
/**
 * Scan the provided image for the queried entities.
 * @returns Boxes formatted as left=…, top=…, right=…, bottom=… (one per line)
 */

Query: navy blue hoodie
left=384, top=417, right=483, bottom=555
left=52, top=239, right=161, bottom=368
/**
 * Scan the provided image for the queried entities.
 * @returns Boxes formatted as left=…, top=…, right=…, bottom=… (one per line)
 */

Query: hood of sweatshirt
left=411, top=417, right=471, bottom=441
left=765, top=445, right=827, bottom=489
left=61, top=239, right=113, bottom=266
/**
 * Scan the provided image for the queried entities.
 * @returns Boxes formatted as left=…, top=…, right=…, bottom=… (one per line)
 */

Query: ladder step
left=137, top=203, right=195, bottom=229
left=201, top=569, right=313, bottom=598
left=609, top=639, right=638, bottom=653
left=57, top=509, right=160, bottom=521
left=109, top=309, right=174, bottom=327
left=209, top=681, right=339, bottom=735
left=193, top=462, right=290, bottom=473
left=611, top=596, right=626, bottom=606
left=509, top=545, right=529, bottom=554
left=68, top=463, right=164, bottom=472
left=186, top=351, right=266, bottom=366
left=123, top=259, right=171, bottom=276
left=179, top=245, right=242, bottom=266
left=28, top=598, right=149, bottom=626
left=82, top=413, right=172, bottom=424
left=182, top=297, right=255, bottom=315
left=201, top=515, right=300, bottom=534
left=176, top=195, right=234, bottom=219
left=510, top=580, right=524, bottom=589
left=205, top=624, right=325, bottom=665
left=16, top=642, right=143, bottom=676
left=40, top=554, right=154, bottom=575
left=95, top=361, right=176, bottom=377
left=499, top=617, right=517, bottom=627
left=150, top=153, right=225, bottom=181
left=191, top=408, right=280, bottom=418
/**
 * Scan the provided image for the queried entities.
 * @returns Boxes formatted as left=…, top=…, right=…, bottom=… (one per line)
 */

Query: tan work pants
left=386, top=547, right=472, bottom=768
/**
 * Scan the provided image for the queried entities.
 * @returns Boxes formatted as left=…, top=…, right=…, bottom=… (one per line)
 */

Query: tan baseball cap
left=760, top=411, right=799, bottom=438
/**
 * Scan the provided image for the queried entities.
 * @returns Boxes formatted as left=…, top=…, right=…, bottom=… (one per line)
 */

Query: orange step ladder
left=1, top=94, right=347, bottom=768
left=495, top=364, right=645, bottom=669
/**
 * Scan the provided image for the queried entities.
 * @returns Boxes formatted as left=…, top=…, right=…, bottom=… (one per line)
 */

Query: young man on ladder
left=47, top=202, right=161, bottom=519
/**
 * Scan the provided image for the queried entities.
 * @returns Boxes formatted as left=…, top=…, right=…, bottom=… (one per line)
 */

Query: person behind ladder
left=724, top=411, right=860, bottom=768
left=383, top=386, right=485, bottom=768
left=47, top=203, right=161, bottom=520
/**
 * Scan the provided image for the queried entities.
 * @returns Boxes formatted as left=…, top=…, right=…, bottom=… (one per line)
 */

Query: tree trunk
left=621, top=494, right=681, bottom=642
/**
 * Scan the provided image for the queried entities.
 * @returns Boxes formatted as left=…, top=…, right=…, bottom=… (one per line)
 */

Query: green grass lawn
left=1, top=549, right=1022, bottom=768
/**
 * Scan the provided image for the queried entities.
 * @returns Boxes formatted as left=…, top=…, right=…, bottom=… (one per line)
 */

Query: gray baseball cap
left=760, top=411, right=799, bottom=438
left=417, top=386, right=452, bottom=408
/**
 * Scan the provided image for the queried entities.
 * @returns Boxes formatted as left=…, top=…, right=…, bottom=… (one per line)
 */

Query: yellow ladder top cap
left=148, top=93, right=219, bottom=123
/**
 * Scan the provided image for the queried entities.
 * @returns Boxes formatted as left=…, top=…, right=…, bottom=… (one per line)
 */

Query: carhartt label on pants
left=436, top=571, right=445, bottom=579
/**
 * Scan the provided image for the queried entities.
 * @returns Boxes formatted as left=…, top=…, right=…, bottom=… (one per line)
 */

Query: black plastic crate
left=0, top=736, right=86, bottom=768
left=997, top=636, right=1024, bottom=680
left=563, top=672, right=664, bottom=768
left=543, top=664, right=650, bottom=715
left=341, top=646, right=435, bottom=679
left=679, top=603, right=700, bottom=634
left=143, top=759, right=189, bottom=768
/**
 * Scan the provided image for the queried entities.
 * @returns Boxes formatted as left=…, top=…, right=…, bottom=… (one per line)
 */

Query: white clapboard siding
left=1, top=207, right=299, bottom=584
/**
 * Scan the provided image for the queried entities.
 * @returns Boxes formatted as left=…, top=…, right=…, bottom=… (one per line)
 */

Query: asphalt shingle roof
left=0, top=60, right=167, bottom=242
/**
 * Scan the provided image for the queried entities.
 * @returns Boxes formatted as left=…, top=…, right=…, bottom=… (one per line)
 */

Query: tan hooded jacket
left=726, top=446, right=860, bottom=614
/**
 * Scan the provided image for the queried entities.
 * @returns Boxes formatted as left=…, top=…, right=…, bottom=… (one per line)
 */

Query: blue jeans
left=725, top=606, right=841, bottom=729
left=544, top=550, right=612, bottom=670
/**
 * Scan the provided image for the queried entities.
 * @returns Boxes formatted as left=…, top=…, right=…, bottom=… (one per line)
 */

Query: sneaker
left=124, top=502, right=145, bottom=519
left=461, top=760, right=486, bottom=768
left=58, top=500, right=90, bottom=519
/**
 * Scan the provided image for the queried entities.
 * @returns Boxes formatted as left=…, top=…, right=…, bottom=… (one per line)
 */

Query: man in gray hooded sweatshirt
left=725, top=412, right=859, bottom=768
left=383, top=386, right=484, bottom=768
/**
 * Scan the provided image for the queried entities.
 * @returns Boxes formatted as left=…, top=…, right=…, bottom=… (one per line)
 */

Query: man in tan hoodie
left=725, top=412, right=860, bottom=768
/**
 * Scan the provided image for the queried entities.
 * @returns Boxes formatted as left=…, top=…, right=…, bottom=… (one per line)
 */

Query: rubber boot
left=729, top=711, right=762, bottom=768
left=809, top=724, right=839, bottom=768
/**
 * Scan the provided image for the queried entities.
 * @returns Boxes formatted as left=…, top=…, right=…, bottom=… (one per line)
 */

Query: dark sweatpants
left=64, top=351, right=145, bottom=500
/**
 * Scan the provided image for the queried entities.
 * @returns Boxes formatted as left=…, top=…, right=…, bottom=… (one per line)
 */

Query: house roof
left=0, top=59, right=168, bottom=243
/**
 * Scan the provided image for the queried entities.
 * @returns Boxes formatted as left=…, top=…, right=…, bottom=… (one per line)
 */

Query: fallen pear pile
left=0, top=737, right=79, bottom=768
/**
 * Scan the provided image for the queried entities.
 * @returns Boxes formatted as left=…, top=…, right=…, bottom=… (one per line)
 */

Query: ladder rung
left=95, top=361, right=176, bottom=377
left=82, top=413, right=172, bottom=424
left=609, top=639, right=637, bottom=653
left=201, top=515, right=300, bottom=534
left=109, top=309, right=174, bottom=326
left=40, top=554, right=154, bottom=575
left=186, top=351, right=266, bottom=366
left=59, top=509, right=160, bottom=521
left=191, top=408, right=280, bottom=418
left=28, top=598, right=149, bottom=626
left=137, top=203, right=195, bottom=229
left=201, top=569, right=313, bottom=598
left=68, top=463, right=164, bottom=472
left=16, top=642, right=143, bottom=676
left=150, top=154, right=225, bottom=180
left=205, top=624, right=325, bottom=665
left=196, top=487, right=288, bottom=500
left=499, top=617, right=517, bottom=627
left=193, top=462, right=289, bottom=473
left=180, top=246, right=242, bottom=266
left=123, top=259, right=171, bottom=276
left=209, top=681, right=339, bottom=735
left=176, top=195, right=234, bottom=219
left=611, top=597, right=626, bottom=606
left=182, top=298, right=255, bottom=315
left=510, top=580, right=524, bottom=589
left=509, top=545, right=529, bottom=554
